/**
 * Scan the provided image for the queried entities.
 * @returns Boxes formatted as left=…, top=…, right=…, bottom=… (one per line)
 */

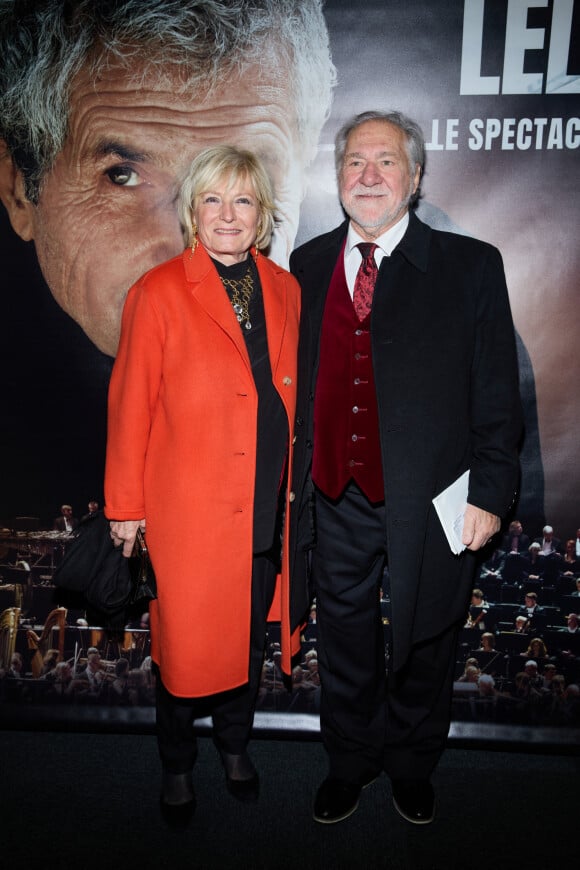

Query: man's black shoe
left=313, top=777, right=367, bottom=824
left=392, top=779, right=435, bottom=825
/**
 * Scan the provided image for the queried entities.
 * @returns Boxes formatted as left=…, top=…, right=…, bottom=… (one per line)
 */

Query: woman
left=561, top=539, right=579, bottom=576
left=523, top=541, right=544, bottom=580
left=457, top=657, right=481, bottom=683
left=521, top=637, right=549, bottom=660
left=104, top=146, right=303, bottom=822
left=478, top=632, right=497, bottom=653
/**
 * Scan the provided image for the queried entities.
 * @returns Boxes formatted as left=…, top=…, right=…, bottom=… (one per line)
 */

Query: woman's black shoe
left=219, top=750, right=260, bottom=802
left=160, top=771, right=196, bottom=827
left=225, top=771, right=260, bottom=802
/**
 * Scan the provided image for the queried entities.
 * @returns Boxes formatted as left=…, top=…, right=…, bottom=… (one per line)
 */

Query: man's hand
left=462, top=504, right=500, bottom=552
left=109, top=519, right=146, bottom=557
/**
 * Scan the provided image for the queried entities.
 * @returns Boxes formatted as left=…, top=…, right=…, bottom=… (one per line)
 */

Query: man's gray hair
left=334, top=110, right=425, bottom=204
left=0, top=0, right=336, bottom=203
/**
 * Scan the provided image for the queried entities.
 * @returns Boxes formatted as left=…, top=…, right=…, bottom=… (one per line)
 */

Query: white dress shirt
left=343, top=213, right=409, bottom=299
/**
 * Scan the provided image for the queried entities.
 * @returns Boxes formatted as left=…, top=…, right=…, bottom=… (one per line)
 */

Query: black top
left=213, top=256, right=287, bottom=555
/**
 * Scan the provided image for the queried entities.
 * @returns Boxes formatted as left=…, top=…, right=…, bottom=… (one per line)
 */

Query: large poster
left=1, top=1, right=579, bottom=733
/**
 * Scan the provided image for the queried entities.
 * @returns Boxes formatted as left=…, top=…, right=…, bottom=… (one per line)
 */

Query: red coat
left=105, top=246, right=301, bottom=697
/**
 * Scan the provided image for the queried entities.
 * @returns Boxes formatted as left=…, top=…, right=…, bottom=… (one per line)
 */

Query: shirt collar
left=346, top=212, right=410, bottom=258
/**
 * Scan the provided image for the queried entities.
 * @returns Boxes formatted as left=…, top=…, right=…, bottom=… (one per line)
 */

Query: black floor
left=1, top=728, right=578, bottom=870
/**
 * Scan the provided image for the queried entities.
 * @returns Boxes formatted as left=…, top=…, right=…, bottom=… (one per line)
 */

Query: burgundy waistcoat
left=312, top=251, right=384, bottom=503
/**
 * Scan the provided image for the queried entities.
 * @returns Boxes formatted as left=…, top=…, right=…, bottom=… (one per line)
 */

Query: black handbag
left=52, top=510, right=157, bottom=626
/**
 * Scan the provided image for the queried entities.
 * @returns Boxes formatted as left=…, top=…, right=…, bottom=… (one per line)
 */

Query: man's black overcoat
left=289, top=212, right=522, bottom=671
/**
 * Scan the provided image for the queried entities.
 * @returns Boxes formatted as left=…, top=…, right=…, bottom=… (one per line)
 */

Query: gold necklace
left=220, top=265, right=254, bottom=330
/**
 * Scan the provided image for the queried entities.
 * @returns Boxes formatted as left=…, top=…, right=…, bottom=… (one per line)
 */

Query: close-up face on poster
left=0, top=0, right=578, bottom=735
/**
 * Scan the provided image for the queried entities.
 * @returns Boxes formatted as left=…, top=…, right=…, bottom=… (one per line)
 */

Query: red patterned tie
left=353, top=242, right=378, bottom=321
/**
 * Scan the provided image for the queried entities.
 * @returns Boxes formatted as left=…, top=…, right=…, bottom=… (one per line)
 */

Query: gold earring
left=191, top=222, right=198, bottom=254
left=254, top=220, right=262, bottom=258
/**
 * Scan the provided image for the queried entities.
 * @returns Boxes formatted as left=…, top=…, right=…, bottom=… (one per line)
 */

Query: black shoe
left=159, top=798, right=196, bottom=829
left=219, top=750, right=260, bottom=803
left=159, top=771, right=195, bottom=828
left=225, top=772, right=260, bottom=802
left=313, top=777, right=364, bottom=824
left=392, top=779, right=435, bottom=825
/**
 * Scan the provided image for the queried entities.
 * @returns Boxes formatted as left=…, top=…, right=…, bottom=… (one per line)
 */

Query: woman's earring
left=254, top=220, right=262, bottom=258
left=191, top=222, right=198, bottom=254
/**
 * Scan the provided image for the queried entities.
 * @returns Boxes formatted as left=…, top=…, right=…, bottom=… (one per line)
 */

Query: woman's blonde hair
left=178, top=145, right=277, bottom=251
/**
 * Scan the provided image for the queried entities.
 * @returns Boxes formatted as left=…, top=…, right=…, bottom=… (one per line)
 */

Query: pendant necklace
left=219, top=264, right=254, bottom=330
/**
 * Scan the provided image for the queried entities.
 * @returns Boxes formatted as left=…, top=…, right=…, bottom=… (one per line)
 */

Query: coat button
left=288, top=491, right=296, bottom=502
left=282, top=376, right=292, bottom=386
left=292, top=435, right=297, bottom=445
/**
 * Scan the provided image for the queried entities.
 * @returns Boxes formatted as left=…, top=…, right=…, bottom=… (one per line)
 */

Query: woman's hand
left=109, top=519, right=146, bottom=557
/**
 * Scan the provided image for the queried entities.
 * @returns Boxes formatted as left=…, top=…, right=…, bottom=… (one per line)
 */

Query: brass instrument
left=0, top=607, right=21, bottom=670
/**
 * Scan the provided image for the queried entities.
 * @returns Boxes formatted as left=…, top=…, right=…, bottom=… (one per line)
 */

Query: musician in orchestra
left=514, top=615, right=531, bottom=634
left=456, top=658, right=481, bottom=683
left=560, top=613, right=579, bottom=635
left=517, top=592, right=546, bottom=633
left=521, top=637, right=549, bottom=661
left=104, top=146, right=302, bottom=824
left=2, top=651, right=26, bottom=701
left=70, top=647, right=108, bottom=697
left=48, top=660, right=74, bottom=699
left=81, top=501, right=100, bottom=523
left=522, top=659, right=544, bottom=692
left=522, top=541, right=545, bottom=581
left=464, top=588, right=489, bottom=632
left=541, top=662, right=557, bottom=689
left=53, top=504, right=79, bottom=533
left=477, top=633, right=498, bottom=654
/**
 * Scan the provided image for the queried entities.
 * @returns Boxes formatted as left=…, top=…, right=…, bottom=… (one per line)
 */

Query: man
left=0, top=0, right=334, bottom=357
left=53, top=504, right=79, bottom=533
left=501, top=520, right=530, bottom=554
left=513, top=615, right=530, bottom=634
left=555, top=613, right=580, bottom=666
left=290, top=111, right=521, bottom=825
left=81, top=501, right=100, bottom=522
left=70, top=647, right=108, bottom=697
left=561, top=613, right=579, bottom=634
left=522, top=660, right=544, bottom=693
left=464, top=589, right=489, bottom=631
left=517, top=591, right=545, bottom=635
left=533, top=525, right=563, bottom=556
left=0, top=0, right=334, bottom=524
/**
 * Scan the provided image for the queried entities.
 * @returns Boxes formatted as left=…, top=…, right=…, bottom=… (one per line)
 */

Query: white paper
left=432, top=470, right=470, bottom=555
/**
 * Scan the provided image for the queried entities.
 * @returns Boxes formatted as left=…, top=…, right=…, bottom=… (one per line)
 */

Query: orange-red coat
left=104, top=246, right=302, bottom=697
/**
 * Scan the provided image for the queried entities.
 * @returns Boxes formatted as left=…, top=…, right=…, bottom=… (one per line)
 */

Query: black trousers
left=313, top=483, right=460, bottom=785
left=156, top=552, right=278, bottom=774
